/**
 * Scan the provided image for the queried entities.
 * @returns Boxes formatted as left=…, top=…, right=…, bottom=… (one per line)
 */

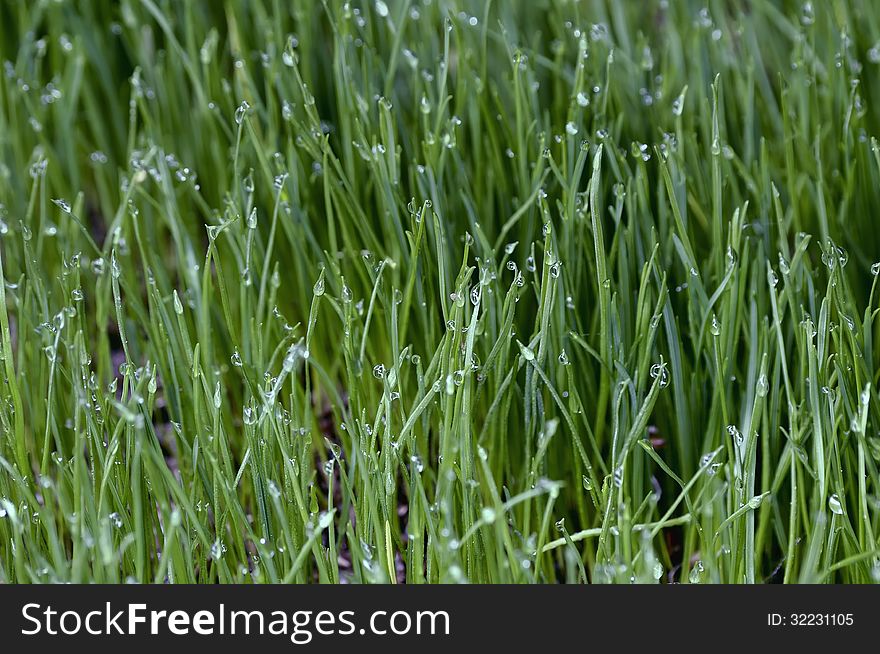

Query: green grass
left=1, top=0, right=880, bottom=584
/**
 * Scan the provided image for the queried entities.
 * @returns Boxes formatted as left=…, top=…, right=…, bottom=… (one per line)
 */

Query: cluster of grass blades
left=2, top=0, right=880, bottom=583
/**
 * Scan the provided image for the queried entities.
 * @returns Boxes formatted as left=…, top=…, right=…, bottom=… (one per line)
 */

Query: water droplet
left=726, top=246, right=738, bottom=268
left=372, top=364, right=386, bottom=379
left=281, top=99, right=294, bottom=120
left=649, top=363, right=669, bottom=387
left=653, top=561, right=664, bottom=580
left=710, top=314, right=721, bottom=336
left=313, top=273, right=325, bottom=296
left=283, top=343, right=308, bottom=372
left=630, top=141, right=650, bottom=161
left=52, top=198, right=71, bottom=213
left=231, top=349, right=243, bottom=367
left=234, top=100, right=250, bottom=125
left=727, top=425, right=744, bottom=446
left=30, top=159, right=48, bottom=178
left=688, top=560, right=704, bottom=584
left=801, top=2, right=815, bottom=25
left=243, top=407, right=257, bottom=425
left=246, top=207, right=257, bottom=229
left=565, top=121, right=578, bottom=136
left=828, top=494, right=843, bottom=515
left=672, top=92, right=685, bottom=117
left=375, top=0, right=389, bottom=17
left=641, top=45, right=654, bottom=71
left=821, top=245, right=839, bottom=271
left=778, top=254, right=790, bottom=275
left=756, top=373, right=769, bottom=397
left=558, top=349, right=570, bottom=365
left=576, top=92, right=589, bottom=107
